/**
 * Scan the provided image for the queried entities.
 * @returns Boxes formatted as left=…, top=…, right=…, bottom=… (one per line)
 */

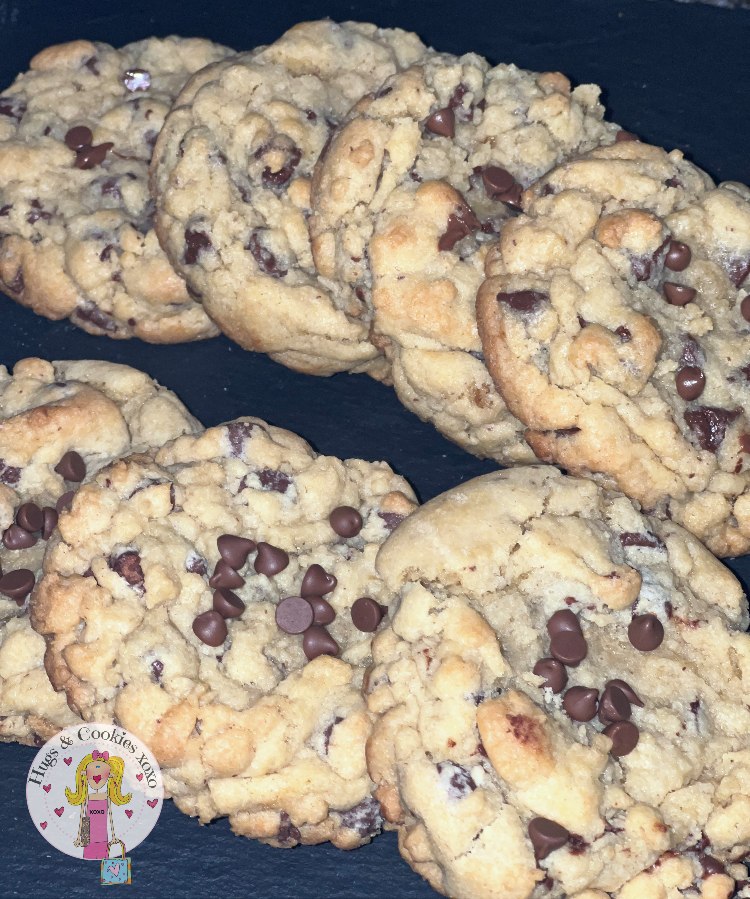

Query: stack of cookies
left=1, top=18, right=749, bottom=899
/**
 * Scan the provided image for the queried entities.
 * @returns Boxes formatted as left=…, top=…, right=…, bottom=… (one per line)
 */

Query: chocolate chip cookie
left=31, top=418, right=417, bottom=847
left=0, top=357, right=200, bottom=745
left=0, top=37, right=233, bottom=342
left=367, top=466, right=750, bottom=898
left=151, top=20, right=426, bottom=377
left=310, top=52, right=619, bottom=459
left=476, top=141, right=750, bottom=556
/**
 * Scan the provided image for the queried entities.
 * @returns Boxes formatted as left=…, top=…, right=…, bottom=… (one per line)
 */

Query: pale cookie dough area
left=31, top=418, right=417, bottom=848
left=477, top=142, right=750, bottom=556
left=0, top=36, right=233, bottom=341
left=367, top=467, right=750, bottom=899
left=0, top=357, right=199, bottom=745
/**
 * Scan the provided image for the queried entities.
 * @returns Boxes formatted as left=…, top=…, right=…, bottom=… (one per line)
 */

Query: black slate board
left=2, top=1, right=749, bottom=896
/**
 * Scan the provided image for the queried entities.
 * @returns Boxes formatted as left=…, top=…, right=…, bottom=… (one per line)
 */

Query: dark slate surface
left=2, top=1, right=749, bottom=896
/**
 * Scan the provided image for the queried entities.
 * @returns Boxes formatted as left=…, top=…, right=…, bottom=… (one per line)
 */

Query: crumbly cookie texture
left=0, top=357, right=200, bottom=745
left=476, top=141, right=750, bottom=556
left=31, top=418, right=417, bottom=847
left=310, top=53, right=618, bottom=459
left=150, top=20, right=426, bottom=377
left=0, top=37, right=233, bottom=342
left=366, top=466, right=750, bottom=899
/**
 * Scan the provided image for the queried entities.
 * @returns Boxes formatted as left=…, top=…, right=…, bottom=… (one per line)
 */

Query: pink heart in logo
left=125, top=809, right=133, bottom=819
left=136, top=774, right=143, bottom=782
left=64, top=757, right=72, bottom=766
left=110, top=864, right=121, bottom=876
left=54, top=807, right=64, bottom=817
left=92, top=775, right=102, bottom=784
left=147, top=798, right=158, bottom=809
left=40, top=822, right=47, bottom=830
left=43, top=784, right=51, bottom=793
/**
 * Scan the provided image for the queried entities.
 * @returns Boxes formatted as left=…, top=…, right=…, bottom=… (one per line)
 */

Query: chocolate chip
left=438, top=200, right=481, bottom=252
left=262, top=146, right=302, bottom=188
left=0, top=461, right=21, bottom=486
left=741, top=295, right=750, bottom=322
left=25, top=200, right=52, bottom=225
left=258, top=469, right=291, bottom=492
left=606, top=679, right=643, bottom=707
left=533, top=658, right=567, bottom=693
left=378, top=511, right=405, bottom=532
left=213, top=588, right=246, bottom=619
left=54, top=451, right=86, bottom=482
left=41, top=507, right=58, bottom=540
left=323, top=715, right=343, bottom=753
left=614, top=325, right=632, bottom=342
left=300, top=564, right=337, bottom=597
left=208, top=559, right=245, bottom=589
left=628, top=614, right=664, bottom=651
left=424, top=107, right=455, bottom=138
left=436, top=761, right=476, bottom=798
left=246, top=232, right=287, bottom=277
left=122, top=68, right=151, bottom=92
left=615, top=130, right=639, bottom=142
left=665, top=239, right=691, bottom=272
left=684, top=406, right=740, bottom=453
left=55, top=491, right=75, bottom=513
left=337, top=797, right=382, bottom=837
left=676, top=366, right=705, bottom=401
left=74, top=303, right=117, bottom=332
left=275, top=596, right=314, bottom=634
left=16, top=502, right=43, bottom=532
left=481, top=166, right=522, bottom=206
left=699, top=854, right=725, bottom=877
left=302, top=625, right=340, bottom=661
left=329, top=506, right=363, bottom=538
left=150, top=659, right=163, bottom=682
left=496, top=290, right=548, bottom=313
left=226, top=421, right=258, bottom=457
left=0, top=204, right=11, bottom=216
left=183, top=228, right=212, bottom=265
left=75, top=142, right=113, bottom=169
left=546, top=609, right=581, bottom=636
left=598, top=683, right=632, bottom=724
left=663, top=282, right=697, bottom=306
left=64, top=125, right=93, bottom=150
left=351, top=596, right=386, bottom=633
left=191, top=610, right=227, bottom=647
left=0, top=568, right=34, bottom=602
left=110, top=551, right=144, bottom=588
left=307, top=596, right=336, bottom=625
left=680, top=338, right=703, bottom=369
left=84, top=57, right=100, bottom=75
left=0, top=97, right=26, bottom=122
left=254, top=542, right=289, bottom=576
left=277, top=811, right=301, bottom=845
left=563, top=686, right=599, bottom=721
left=217, top=534, right=256, bottom=569
left=550, top=631, right=588, bottom=666
left=185, top=553, right=207, bottom=576
left=528, top=817, right=570, bottom=860
left=727, top=257, right=750, bottom=288
left=603, top=720, right=639, bottom=757
left=2, top=524, right=36, bottom=550
left=6, top=268, right=24, bottom=295
left=619, top=531, right=664, bottom=549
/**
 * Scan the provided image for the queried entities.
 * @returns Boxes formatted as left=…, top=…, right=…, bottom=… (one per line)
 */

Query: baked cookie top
left=0, top=357, right=200, bottom=745
left=476, top=141, right=750, bottom=556
left=151, top=20, right=426, bottom=377
left=310, top=53, right=618, bottom=459
left=0, top=37, right=233, bottom=342
left=31, top=418, right=417, bottom=847
left=367, top=466, right=749, bottom=899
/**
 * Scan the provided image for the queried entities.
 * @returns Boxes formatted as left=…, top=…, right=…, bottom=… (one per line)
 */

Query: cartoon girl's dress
left=83, top=798, right=109, bottom=859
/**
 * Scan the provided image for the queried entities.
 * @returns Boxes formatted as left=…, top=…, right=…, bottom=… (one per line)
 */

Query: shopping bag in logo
left=100, top=840, right=131, bottom=885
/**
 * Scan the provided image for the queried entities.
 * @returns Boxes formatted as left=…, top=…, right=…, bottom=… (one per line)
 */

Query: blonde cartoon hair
left=65, top=752, right=132, bottom=807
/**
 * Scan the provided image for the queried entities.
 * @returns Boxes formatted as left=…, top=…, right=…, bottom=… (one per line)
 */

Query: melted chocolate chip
left=226, top=421, right=258, bottom=457
left=64, top=125, right=93, bottom=150
left=0, top=461, right=21, bottom=486
left=300, top=564, right=337, bottom=598
left=26, top=200, right=52, bottom=225
left=84, top=57, right=100, bottom=75
left=254, top=542, right=289, bottom=577
left=302, top=625, right=340, bottom=661
left=110, top=551, right=144, bottom=588
left=438, top=200, right=481, bottom=252
left=329, top=506, right=363, bottom=538
left=277, top=811, right=301, bottom=845
left=0, top=97, right=25, bottom=122
left=615, top=130, right=639, bottom=142
left=262, top=146, right=302, bottom=189
left=684, top=406, right=740, bottom=453
left=533, top=658, right=567, bottom=693
left=150, top=659, right=164, bottom=682
left=185, top=553, right=207, bottom=576
left=628, top=614, right=664, bottom=651
left=424, top=107, right=455, bottom=138
left=563, top=686, right=599, bottom=721
left=614, top=326, right=632, bottom=342
left=619, top=532, right=665, bottom=549
left=528, top=817, right=570, bottom=860
left=496, top=290, right=548, bottom=313
left=322, top=715, right=343, bottom=753
left=74, top=303, right=118, bottom=332
left=337, top=798, right=382, bottom=838
left=258, top=469, right=291, bottom=493
left=436, top=761, right=476, bottom=798
left=246, top=232, right=287, bottom=277
left=727, top=257, right=750, bottom=288
left=183, top=228, right=212, bottom=265
left=192, top=610, right=227, bottom=647
left=699, top=854, right=725, bottom=877
left=75, top=142, right=113, bottom=170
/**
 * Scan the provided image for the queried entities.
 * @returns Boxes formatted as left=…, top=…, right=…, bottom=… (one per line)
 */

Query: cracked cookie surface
left=31, top=418, right=417, bottom=847
left=310, top=52, right=618, bottom=459
left=0, top=37, right=233, bottom=341
left=476, top=141, right=750, bottom=556
left=366, top=466, right=750, bottom=898
left=0, top=357, right=199, bottom=744
left=151, top=20, right=426, bottom=377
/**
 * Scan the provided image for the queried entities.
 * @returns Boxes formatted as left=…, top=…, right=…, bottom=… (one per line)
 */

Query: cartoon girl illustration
left=65, top=750, right=131, bottom=859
